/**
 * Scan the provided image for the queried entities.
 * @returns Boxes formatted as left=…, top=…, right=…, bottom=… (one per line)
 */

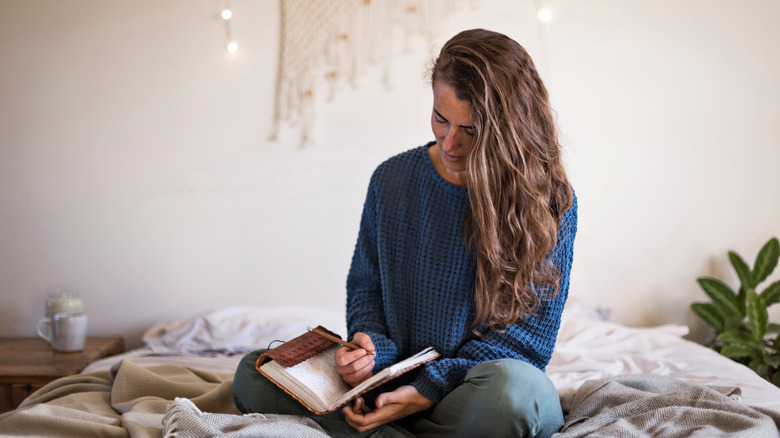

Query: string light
left=537, top=7, right=553, bottom=23
left=531, top=0, right=552, bottom=80
left=222, top=1, right=237, bottom=53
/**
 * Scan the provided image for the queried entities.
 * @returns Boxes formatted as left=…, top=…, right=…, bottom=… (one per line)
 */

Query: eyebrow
left=434, top=109, right=474, bottom=130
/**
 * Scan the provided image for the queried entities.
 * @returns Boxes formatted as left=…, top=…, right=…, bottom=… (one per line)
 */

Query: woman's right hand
left=335, top=332, right=376, bottom=387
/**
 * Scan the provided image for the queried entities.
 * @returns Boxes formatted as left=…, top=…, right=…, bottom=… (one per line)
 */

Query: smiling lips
left=441, top=149, right=464, bottom=162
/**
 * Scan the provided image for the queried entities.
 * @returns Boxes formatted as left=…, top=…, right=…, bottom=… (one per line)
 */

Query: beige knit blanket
left=0, top=359, right=327, bottom=438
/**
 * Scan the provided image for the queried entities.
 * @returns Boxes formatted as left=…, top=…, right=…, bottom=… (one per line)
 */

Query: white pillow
left=561, top=298, right=611, bottom=322
left=143, top=306, right=347, bottom=355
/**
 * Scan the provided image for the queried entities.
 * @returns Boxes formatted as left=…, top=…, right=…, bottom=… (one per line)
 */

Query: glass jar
left=45, top=290, right=84, bottom=318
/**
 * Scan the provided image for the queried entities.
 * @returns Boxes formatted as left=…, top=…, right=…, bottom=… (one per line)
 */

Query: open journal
left=255, top=326, right=440, bottom=415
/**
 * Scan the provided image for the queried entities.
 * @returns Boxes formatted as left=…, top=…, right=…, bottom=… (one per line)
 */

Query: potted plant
left=690, top=237, right=780, bottom=385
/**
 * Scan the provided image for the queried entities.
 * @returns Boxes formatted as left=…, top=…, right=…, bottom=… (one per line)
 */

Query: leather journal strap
left=255, top=325, right=341, bottom=369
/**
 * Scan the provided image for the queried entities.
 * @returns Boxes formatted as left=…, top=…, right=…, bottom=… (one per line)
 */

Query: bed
left=1, top=302, right=779, bottom=437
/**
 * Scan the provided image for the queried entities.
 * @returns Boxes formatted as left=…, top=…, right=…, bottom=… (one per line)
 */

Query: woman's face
left=430, top=81, right=475, bottom=186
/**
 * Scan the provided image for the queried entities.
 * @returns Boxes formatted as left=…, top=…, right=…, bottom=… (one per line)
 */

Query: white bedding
left=551, top=315, right=780, bottom=413
left=83, top=304, right=780, bottom=416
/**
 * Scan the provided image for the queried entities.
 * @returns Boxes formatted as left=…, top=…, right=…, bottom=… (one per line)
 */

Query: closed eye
left=433, top=109, right=474, bottom=136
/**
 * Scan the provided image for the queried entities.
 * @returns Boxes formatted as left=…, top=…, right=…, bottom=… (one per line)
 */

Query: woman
left=234, top=29, right=577, bottom=438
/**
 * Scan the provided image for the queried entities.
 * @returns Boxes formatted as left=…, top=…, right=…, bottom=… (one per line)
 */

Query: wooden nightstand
left=0, top=337, right=124, bottom=413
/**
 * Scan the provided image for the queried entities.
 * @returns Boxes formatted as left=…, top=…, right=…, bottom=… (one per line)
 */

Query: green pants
left=233, top=350, right=563, bottom=438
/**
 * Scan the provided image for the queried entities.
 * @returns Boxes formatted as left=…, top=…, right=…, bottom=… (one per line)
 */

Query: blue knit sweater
left=346, top=142, right=578, bottom=403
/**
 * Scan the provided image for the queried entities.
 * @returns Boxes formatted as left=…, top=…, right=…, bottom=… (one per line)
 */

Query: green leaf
left=749, top=358, right=769, bottom=379
left=765, top=354, right=780, bottom=368
left=772, top=371, right=780, bottom=387
left=730, top=251, right=754, bottom=290
left=737, top=287, right=747, bottom=315
left=697, top=278, right=741, bottom=317
left=768, top=323, right=780, bottom=335
left=761, top=280, right=780, bottom=306
left=747, top=291, right=769, bottom=341
left=691, top=302, right=725, bottom=331
left=717, top=330, right=763, bottom=349
left=721, top=345, right=754, bottom=358
left=724, top=316, right=745, bottom=332
left=753, top=237, right=779, bottom=286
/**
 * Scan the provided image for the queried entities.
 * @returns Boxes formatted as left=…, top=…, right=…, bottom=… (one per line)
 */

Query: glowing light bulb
left=537, top=8, right=552, bottom=23
left=226, top=41, right=238, bottom=53
left=221, top=8, right=233, bottom=20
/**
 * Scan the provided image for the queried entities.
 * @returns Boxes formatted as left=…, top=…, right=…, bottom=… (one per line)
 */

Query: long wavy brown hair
left=431, top=29, right=573, bottom=333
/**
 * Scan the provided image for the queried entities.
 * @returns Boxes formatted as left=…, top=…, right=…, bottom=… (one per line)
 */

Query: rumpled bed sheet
left=0, top=360, right=329, bottom=438
left=142, top=306, right=346, bottom=356
left=555, top=375, right=780, bottom=438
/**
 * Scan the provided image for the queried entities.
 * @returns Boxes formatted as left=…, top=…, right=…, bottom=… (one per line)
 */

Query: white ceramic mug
left=36, top=313, right=88, bottom=352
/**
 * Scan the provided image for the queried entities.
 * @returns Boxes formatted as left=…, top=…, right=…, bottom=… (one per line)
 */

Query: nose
left=441, top=126, right=463, bottom=152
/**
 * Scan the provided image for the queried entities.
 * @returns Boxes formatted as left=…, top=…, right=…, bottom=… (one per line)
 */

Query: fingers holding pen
left=349, top=332, right=376, bottom=356
left=335, top=347, right=375, bottom=386
left=334, top=332, right=376, bottom=386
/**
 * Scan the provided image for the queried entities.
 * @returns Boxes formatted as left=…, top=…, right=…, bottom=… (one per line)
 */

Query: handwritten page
left=284, top=345, right=350, bottom=405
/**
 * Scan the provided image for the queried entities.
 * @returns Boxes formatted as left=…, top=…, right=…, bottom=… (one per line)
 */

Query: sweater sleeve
left=412, top=195, right=578, bottom=403
left=345, top=170, right=400, bottom=370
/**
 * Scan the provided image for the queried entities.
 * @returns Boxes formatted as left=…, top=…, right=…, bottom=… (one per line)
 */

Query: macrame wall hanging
left=270, top=0, right=481, bottom=147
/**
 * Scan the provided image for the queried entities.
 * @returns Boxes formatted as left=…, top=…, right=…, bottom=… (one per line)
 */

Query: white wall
left=1, top=0, right=778, bottom=348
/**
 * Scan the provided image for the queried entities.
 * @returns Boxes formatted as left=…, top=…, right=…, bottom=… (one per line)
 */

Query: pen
left=306, top=326, right=367, bottom=352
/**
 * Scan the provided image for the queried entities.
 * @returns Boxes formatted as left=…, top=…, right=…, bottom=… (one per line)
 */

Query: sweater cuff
left=361, top=330, right=399, bottom=371
left=411, top=374, right=446, bottom=404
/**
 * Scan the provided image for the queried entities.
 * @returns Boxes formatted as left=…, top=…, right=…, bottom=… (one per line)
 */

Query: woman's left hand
left=342, top=385, right=434, bottom=432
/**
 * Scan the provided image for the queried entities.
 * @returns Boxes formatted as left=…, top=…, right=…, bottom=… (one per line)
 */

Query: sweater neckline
left=421, top=141, right=469, bottom=197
